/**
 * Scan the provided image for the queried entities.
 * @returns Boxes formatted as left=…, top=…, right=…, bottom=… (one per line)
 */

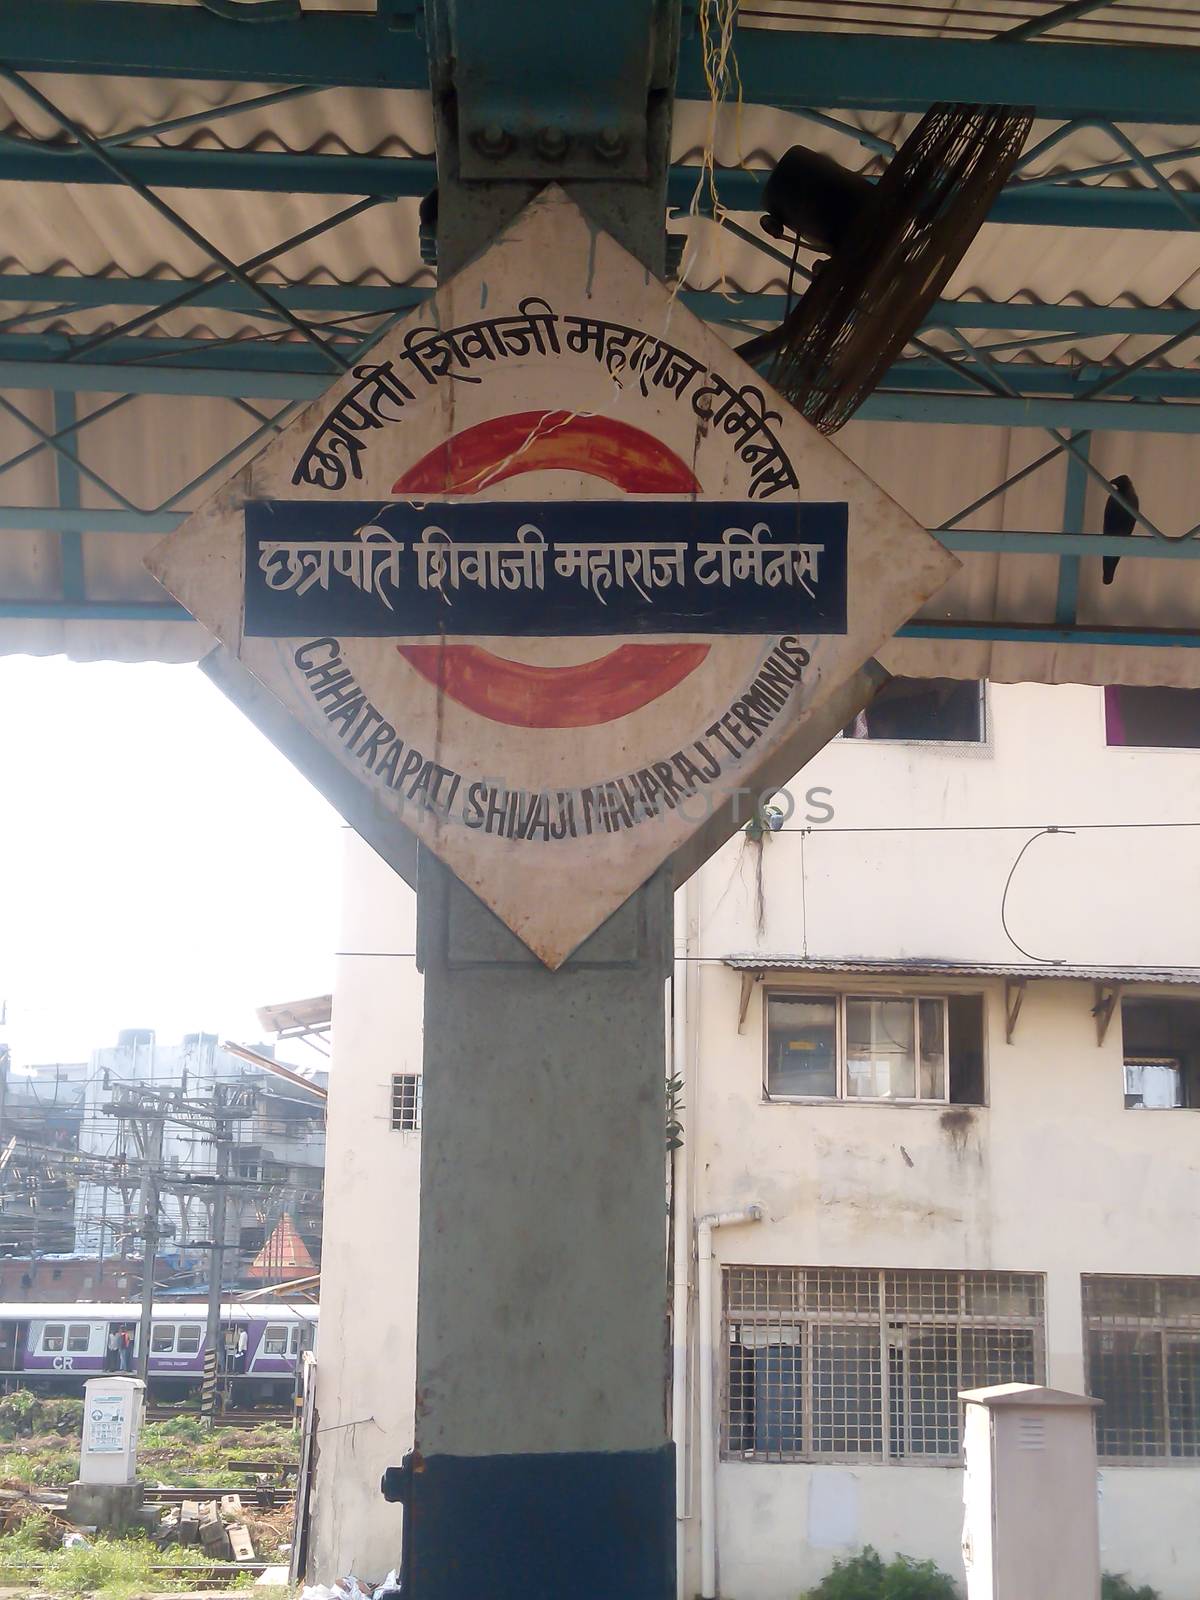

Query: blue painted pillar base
left=405, top=1446, right=675, bottom=1599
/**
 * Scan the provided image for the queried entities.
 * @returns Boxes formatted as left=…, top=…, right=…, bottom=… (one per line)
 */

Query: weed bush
left=0, top=1527, right=248, bottom=1598
left=0, top=1389, right=82, bottom=1441
left=802, top=1547, right=959, bottom=1599
left=1102, top=1576, right=1161, bottom=1600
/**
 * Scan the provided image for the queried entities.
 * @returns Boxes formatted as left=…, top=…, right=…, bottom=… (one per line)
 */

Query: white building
left=314, top=676, right=1200, bottom=1599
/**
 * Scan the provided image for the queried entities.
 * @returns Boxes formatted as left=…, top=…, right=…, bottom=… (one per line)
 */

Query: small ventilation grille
left=391, top=1073, right=423, bottom=1132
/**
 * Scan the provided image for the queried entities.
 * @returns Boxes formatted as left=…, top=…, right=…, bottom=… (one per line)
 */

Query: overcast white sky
left=0, top=655, right=343, bottom=1069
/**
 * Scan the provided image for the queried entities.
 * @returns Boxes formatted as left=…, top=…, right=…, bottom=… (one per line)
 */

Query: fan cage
left=770, top=104, right=1033, bottom=434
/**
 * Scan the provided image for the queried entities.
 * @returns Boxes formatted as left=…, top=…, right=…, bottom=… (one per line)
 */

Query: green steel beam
left=898, top=621, right=1200, bottom=648
left=2, top=596, right=1192, bottom=649
left=0, top=142, right=1193, bottom=232
left=687, top=292, right=1200, bottom=339
left=1, top=351, right=1197, bottom=433
left=1055, top=435, right=1092, bottom=625
left=51, top=391, right=84, bottom=602
left=0, top=359, right=319, bottom=400
left=0, top=2, right=428, bottom=87
left=4, top=335, right=1199, bottom=399
left=2, top=5, right=1199, bottom=124
left=684, top=169, right=1200, bottom=231
left=940, top=529, right=1197, bottom=562
left=2, top=275, right=1193, bottom=342
left=0, top=507, right=182, bottom=534
left=0, top=599, right=188, bottom=620
left=8, top=516, right=1199, bottom=565
left=0, top=273, right=428, bottom=318
left=858, top=394, right=1199, bottom=432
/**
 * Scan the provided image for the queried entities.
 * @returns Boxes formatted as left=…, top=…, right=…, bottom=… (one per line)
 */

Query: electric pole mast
left=135, top=1115, right=164, bottom=1384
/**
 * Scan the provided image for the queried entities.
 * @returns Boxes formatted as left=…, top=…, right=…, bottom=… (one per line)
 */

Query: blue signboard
left=243, top=499, right=848, bottom=638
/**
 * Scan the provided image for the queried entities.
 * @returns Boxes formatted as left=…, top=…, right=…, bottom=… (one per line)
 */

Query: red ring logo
left=392, top=410, right=710, bottom=729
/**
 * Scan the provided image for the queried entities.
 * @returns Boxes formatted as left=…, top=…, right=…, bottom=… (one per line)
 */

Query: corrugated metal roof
left=723, top=955, right=1200, bottom=984
left=739, top=1, right=1200, bottom=48
left=0, top=22, right=1197, bottom=684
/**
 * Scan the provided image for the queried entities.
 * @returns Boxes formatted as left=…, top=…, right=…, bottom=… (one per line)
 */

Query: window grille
left=723, top=1266, right=1044, bottom=1463
left=1083, top=1275, right=1200, bottom=1462
left=391, top=1073, right=423, bottom=1132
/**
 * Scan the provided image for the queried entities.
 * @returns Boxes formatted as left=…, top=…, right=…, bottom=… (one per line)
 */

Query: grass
left=0, top=1411, right=296, bottom=1492
left=0, top=1394, right=299, bottom=1591
left=0, top=1511, right=264, bottom=1597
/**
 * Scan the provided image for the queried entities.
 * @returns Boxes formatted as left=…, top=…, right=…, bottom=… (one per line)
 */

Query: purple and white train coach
left=0, top=1300, right=317, bottom=1401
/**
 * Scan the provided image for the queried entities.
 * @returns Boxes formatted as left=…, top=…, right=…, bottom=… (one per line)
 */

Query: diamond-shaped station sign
left=148, top=188, right=958, bottom=967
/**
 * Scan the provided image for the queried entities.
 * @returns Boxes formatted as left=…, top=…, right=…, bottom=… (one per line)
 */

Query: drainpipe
left=698, top=1204, right=763, bottom=1600
left=670, top=881, right=696, bottom=1600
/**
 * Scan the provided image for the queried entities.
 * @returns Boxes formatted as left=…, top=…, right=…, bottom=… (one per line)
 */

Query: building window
left=843, top=678, right=984, bottom=743
left=1084, top=1276, right=1200, bottom=1461
left=1105, top=685, right=1200, bottom=749
left=391, top=1073, right=423, bottom=1132
left=765, top=992, right=985, bottom=1105
left=723, top=1266, right=1044, bottom=1464
left=1122, top=1000, right=1200, bottom=1109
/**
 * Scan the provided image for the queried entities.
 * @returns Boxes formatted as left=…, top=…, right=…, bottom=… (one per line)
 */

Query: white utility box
left=960, top=1382, right=1101, bottom=1600
left=79, top=1376, right=145, bottom=1486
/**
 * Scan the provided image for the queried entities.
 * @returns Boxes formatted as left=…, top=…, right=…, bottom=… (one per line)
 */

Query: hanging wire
left=999, top=827, right=1075, bottom=965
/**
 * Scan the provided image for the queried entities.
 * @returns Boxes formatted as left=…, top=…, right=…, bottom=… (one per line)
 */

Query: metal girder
left=0, top=273, right=428, bottom=318
left=0, top=142, right=1194, bottom=233
left=4, top=601, right=1198, bottom=651
left=51, top=392, right=83, bottom=602
left=0, top=349, right=1196, bottom=434
left=687, top=295, right=1200, bottom=340
left=859, top=395, right=1200, bottom=434
left=6, top=517, right=1200, bottom=568
left=0, top=2, right=428, bottom=87
left=885, top=361, right=1200, bottom=402
left=901, top=622, right=1200, bottom=649
left=941, top=531, right=1199, bottom=563
left=2, top=5, right=1198, bottom=124
left=683, top=169, right=1200, bottom=232
left=3, top=275, right=1193, bottom=344
left=1055, top=436, right=1091, bottom=625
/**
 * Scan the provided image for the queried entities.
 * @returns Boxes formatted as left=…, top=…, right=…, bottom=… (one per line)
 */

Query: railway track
left=38, top=1484, right=294, bottom=1507
left=145, top=1407, right=294, bottom=1426
left=152, top=1562, right=272, bottom=1580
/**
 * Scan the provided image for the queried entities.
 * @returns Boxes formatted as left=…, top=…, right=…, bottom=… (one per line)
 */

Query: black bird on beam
left=1102, top=474, right=1138, bottom=585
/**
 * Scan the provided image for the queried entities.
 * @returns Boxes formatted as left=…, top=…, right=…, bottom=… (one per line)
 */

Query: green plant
left=666, top=1073, right=685, bottom=1153
left=802, top=1547, right=959, bottom=1600
left=0, top=1388, right=42, bottom=1440
left=0, top=1528, right=238, bottom=1598
left=1102, top=1575, right=1161, bottom=1600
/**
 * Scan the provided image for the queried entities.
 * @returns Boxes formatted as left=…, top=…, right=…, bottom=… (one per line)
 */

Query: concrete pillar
left=961, top=1383, right=1102, bottom=1600
left=399, top=22, right=681, bottom=1590
left=403, top=854, right=673, bottom=1598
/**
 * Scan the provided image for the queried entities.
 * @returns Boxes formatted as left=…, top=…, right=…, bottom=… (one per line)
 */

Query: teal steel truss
left=0, top=0, right=1197, bottom=641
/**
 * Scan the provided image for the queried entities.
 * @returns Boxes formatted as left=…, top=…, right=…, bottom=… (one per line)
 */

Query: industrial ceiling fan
left=737, top=104, right=1034, bottom=433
